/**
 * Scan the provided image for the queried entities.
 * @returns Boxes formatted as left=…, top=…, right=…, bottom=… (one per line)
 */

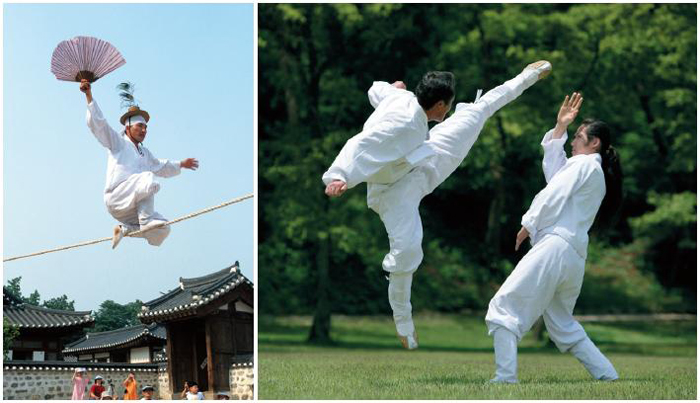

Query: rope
left=3, top=193, right=254, bottom=263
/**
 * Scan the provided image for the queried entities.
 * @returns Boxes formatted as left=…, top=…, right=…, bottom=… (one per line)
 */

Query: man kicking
left=324, top=61, right=552, bottom=349
left=485, top=93, right=623, bottom=383
left=80, top=79, right=199, bottom=248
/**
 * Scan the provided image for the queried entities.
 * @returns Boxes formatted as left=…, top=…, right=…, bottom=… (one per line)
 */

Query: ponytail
left=580, top=119, right=623, bottom=226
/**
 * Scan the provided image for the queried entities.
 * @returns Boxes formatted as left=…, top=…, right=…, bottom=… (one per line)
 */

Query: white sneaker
left=397, top=331, right=419, bottom=350
left=524, top=60, right=552, bottom=80
left=112, top=225, right=126, bottom=249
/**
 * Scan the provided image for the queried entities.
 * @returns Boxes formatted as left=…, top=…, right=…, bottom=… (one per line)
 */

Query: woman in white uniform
left=485, top=93, right=623, bottom=383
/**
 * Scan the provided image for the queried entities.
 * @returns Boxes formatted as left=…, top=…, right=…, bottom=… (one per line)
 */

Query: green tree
left=42, top=295, right=76, bottom=311
left=91, top=300, right=143, bottom=332
left=3, top=318, right=20, bottom=360
left=4, top=277, right=75, bottom=310
left=259, top=3, right=697, bottom=336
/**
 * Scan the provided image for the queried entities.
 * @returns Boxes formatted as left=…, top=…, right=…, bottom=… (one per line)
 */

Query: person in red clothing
left=89, top=375, right=106, bottom=399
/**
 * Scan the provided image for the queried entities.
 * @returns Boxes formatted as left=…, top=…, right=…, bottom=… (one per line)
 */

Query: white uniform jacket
left=86, top=101, right=181, bottom=200
left=520, top=129, right=605, bottom=259
left=322, top=81, right=432, bottom=188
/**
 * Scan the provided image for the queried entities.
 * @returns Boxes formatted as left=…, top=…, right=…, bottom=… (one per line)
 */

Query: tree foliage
left=259, top=4, right=697, bottom=339
left=5, top=276, right=76, bottom=311
left=90, top=300, right=144, bottom=333
left=3, top=318, right=20, bottom=359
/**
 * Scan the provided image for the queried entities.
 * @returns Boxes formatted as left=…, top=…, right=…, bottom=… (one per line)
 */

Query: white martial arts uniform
left=485, top=130, right=618, bottom=382
left=323, top=65, right=547, bottom=345
left=87, top=100, right=181, bottom=246
left=322, top=81, right=431, bottom=188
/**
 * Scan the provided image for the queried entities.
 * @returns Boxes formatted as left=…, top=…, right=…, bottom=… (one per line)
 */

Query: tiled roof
left=3, top=289, right=94, bottom=329
left=63, top=323, right=166, bottom=354
left=138, top=262, right=253, bottom=322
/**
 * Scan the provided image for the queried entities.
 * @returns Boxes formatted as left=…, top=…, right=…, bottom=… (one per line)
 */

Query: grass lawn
left=258, top=314, right=697, bottom=399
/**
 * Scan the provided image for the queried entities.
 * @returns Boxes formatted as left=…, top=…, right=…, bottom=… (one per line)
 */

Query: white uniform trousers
left=368, top=69, right=542, bottom=337
left=486, top=234, right=618, bottom=381
left=105, top=171, right=171, bottom=246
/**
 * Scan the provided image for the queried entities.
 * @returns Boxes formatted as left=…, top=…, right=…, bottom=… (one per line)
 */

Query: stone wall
left=3, top=361, right=159, bottom=400
left=229, top=361, right=254, bottom=400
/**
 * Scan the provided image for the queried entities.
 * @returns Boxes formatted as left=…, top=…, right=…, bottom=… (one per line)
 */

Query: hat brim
left=120, top=110, right=150, bottom=126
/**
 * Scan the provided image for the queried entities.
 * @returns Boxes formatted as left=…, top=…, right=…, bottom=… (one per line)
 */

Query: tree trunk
left=308, top=222, right=332, bottom=344
left=304, top=5, right=333, bottom=343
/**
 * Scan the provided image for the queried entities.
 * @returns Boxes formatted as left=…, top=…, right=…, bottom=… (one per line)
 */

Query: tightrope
left=3, top=193, right=254, bottom=263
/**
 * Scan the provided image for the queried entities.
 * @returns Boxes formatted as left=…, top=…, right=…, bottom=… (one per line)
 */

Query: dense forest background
left=258, top=4, right=696, bottom=338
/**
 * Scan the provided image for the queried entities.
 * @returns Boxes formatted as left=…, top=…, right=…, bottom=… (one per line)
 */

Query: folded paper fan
left=50, top=36, right=126, bottom=82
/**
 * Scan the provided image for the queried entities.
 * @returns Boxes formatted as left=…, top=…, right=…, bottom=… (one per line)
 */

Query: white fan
left=50, top=36, right=126, bottom=82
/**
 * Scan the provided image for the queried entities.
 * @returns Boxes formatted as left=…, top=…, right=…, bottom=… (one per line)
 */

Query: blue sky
left=3, top=3, right=254, bottom=311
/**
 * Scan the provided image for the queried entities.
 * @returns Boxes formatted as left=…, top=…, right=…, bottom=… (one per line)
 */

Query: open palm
left=557, top=92, right=583, bottom=126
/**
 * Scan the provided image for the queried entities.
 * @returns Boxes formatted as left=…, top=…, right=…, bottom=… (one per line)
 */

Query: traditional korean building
left=62, top=323, right=167, bottom=363
left=3, top=287, right=94, bottom=362
left=138, top=262, right=253, bottom=399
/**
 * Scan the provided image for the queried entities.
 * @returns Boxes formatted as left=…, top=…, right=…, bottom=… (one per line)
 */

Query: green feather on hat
left=117, top=81, right=150, bottom=125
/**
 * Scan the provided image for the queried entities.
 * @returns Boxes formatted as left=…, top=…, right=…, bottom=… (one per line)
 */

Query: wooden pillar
left=205, top=317, right=215, bottom=397
left=230, top=302, right=238, bottom=357
left=165, top=326, right=176, bottom=396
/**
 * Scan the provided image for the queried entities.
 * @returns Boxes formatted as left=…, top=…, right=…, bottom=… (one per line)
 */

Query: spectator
left=180, top=381, right=204, bottom=400
left=89, top=375, right=106, bottom=399
left=122, top=372, right=138, bottom=400
left=140, top=385, right=155, bottom=400
left=71, top=368, right=90, bottom=400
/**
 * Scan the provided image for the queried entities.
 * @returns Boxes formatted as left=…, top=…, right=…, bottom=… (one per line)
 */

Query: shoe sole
left=526, top=60, right=552, bottom=80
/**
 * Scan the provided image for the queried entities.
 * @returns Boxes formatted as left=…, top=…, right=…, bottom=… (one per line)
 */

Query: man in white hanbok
left=80, top=80, right=199, bottom=248
left=324, top=61, right=552, bottom=349
left=485, top=93, right=622, bottom=383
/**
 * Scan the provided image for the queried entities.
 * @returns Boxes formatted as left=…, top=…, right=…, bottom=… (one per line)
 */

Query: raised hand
left=80, top=79, right=93, bottom=104
left=553, top=92, right=583, bottom=138
left=557, top=92, right=583, bottom=127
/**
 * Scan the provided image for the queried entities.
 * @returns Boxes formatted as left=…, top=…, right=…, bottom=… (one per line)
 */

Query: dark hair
left=580, top=119, right=623, bottom=224
left=189, top=381, right=198, bottom=387
left=415, top=71, right=455, bottom=110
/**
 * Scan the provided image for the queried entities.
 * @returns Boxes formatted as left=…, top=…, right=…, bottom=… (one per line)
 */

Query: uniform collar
left=411, top=97, right=428, bottom=127
left=570, top=152, right=602, bottom=164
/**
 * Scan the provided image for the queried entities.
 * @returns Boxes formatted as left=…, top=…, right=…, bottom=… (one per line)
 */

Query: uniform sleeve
left=321, top=118, right=425, bottom=188
left=368, top=81, right=406, bottom=109
left=146, top=149, right=182, bottom=178
left=86, top=100, right=122, bottom=153
left=521, top=159, right=591, bottom=240
left=541, top=129, right=568, bottom=183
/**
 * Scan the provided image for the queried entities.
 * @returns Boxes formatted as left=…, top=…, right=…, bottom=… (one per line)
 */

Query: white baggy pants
left=105, top=171, right=171, bottom=246
left=486, top=234, right=618, bottom=381
left=368, top=69, right=541, bottom=336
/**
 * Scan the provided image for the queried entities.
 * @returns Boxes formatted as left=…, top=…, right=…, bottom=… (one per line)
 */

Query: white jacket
left=521, top=129, right=605, bottom=259
left=322, top=81, right=432, bottom=188
left=86, top=100, right=181, bottom=196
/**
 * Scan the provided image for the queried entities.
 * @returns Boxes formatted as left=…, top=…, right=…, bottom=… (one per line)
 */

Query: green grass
left=259, top=314, right=697, bottom=399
